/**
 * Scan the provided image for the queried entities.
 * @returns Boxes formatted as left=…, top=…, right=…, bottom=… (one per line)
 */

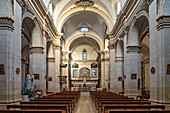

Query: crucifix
left=83, top=71, right=86, bottom=82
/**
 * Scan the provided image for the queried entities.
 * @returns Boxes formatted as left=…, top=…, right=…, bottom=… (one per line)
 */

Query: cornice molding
left=0, top=17, right=15, bottom=31
left=29, top=46, right=44, bottom=53
left=16, top=0, right=23, bottom=7
left=47, top=57, right=55, bottom=63
left=156, top=15, right=170, bottom=31
left=127, top=46, right=141, bottom=53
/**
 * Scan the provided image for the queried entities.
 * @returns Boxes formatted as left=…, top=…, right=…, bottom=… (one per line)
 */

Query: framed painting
left=73, top=69, right=78, bottom=77
left=72, top=63, right=79, bottom=68
left=48, top=77, right=52, bottom=81
left=131, top=73, right=137, bottom=79
left=34, top=74, right=40, bottom=80
left=91, top=69, right=97, bottom=78
left=91, top=63, right=97, bottom=68
left=0, top=64, right=5, bottom=75
left=118, top=77, right=122, bottom=81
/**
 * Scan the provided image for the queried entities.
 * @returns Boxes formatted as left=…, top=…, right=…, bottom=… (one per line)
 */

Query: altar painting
left=73, top=69, right=78, bottom=77
left=79, top=67, right=90, bottom=77
left=91, top=69, right=97, bottom=78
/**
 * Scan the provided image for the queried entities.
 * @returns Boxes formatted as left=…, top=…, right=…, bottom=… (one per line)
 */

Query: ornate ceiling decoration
left=75, top=0, right=94, bottom=7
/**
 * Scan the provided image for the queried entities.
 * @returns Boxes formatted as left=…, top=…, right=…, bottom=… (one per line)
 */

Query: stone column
left=104, top=51, right=109, bottom=91
left=109, top=45, right=116, bottom=92
left=114, top=57, right=124, bottom=94
left=61, top=50, right=69, bottom=90
left=54, top=45, right=61, bottom=92
left=29, top=46, right=46, bottom=93
left=0, top=1, right=22, bottom=103
left=149, top=0, right=170, bottom=103
left=124, top=46, right=141, bottom=96
left=143, top=58, right=150, bottom=92
left=100, top=51, right=105, bottom=88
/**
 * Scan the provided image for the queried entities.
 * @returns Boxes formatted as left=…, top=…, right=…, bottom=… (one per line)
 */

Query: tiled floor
left=73, top=92, right=97, bottom=113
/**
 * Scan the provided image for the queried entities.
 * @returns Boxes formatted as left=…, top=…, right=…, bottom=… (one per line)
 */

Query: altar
left=78, top=87, right=90, bottom=92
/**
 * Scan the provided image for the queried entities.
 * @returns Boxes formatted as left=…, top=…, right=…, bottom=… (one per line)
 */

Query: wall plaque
left=131, top=73, right=137, bottom=79
left=167, top=64, right=170, bottom=75
left=16, top=67, right=20, bottom=74
left=0, top=64, right=5, bottom=75
left=151, top=67, right=155, bottom=74
left=34, top=74, right=40, bottom=80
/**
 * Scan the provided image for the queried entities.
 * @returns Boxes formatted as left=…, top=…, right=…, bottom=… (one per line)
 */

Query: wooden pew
left=103, top=105, right=165, bottom=113
left=21, top=101, right=72, bottom=112
left=108, top=110, right=170, bottom=113
left=0, top=110, right=63, bottom=113
left=7, top=104, right=69, bottom=113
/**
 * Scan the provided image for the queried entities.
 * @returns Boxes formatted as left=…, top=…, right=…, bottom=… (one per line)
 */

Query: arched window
left=82, top=49, right=87, bottom=60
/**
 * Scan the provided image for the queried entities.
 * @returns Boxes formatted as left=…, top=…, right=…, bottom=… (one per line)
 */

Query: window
left=48, top=3, right=53, bottom=16
left=80, top=27, right=88, bottom=32
left=82, top=49, right=87, bottom=60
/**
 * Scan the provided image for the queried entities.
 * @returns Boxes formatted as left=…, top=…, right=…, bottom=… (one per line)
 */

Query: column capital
left=156, top=15, right=170, bottom=31
left=29, top=46, right=44, bottom=53
left=55, top=46, right=62, bottom=50
left=127, top=46, right=141, bottom=53
left=108, top=45, right=115, bottom=50
left=0, top=17, right=15, bottom=31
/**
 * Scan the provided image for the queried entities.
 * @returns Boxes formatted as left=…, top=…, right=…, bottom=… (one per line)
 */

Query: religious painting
left=0, top=64, right=5, bottom=75
left=131, top=73, right=137, bottom=79
left=91, top=63, right=97, bottom=68
left=60, top=76, right=67, bottom=83
left=91, top=69, right=97, bottom=78
left=73, top=69, right=78, bottom=77
left=167, top=64, right=170, bottom=75
left=118, top=77, right=122, bottom=81
left=79, top=67, right=90, bottom=77
left=34, top=74, right=40, bottom=80
left=72, top=63, right=79, bottom=68
left=48, top=77, right=52, bottom=81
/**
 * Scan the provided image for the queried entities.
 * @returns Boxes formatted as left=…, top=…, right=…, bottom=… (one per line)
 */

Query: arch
left=79, top=67, right=90, bottom=77
left=116, top=40, right=124, bottom=57
left=66, top=34, right=104, bottom=51
left=22, top=12, right=43, bottom=47
left=128, top=11, right=149, bottom=46
left=56, top=6, right=114, bottom=34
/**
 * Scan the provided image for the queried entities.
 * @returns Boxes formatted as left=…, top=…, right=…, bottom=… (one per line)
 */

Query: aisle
left=73, top=92, right=97, bottom=113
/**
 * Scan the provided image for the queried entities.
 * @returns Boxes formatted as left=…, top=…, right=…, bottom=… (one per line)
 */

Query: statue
left=21, top=71, right=34, bottom=95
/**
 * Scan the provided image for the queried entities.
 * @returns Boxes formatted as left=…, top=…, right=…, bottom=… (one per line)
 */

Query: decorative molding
left=75, top=0, right=94, bottom=7
left=47, top=58, right=55, bottom=63
left=0, top=17, right=15, bottom=31
left=108, top=45, right=115, bottom=50
left=147, top=0, right=153, bottom=6
left=115, top=57, right=124, bottom=62
left=55, top=46, right=62, bottom=50
left=127, top=46, right=141, bottom=53
left=105, top=58, right=109, bottom=62
left=29, top=46, right=44, bottom=53
left=156, top=15, right=170, bottom=31
left=16, top=0, right=23, bottom=7
left=61, top=59, right=68, bottom=62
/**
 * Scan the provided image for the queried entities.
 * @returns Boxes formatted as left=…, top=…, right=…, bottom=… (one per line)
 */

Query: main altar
left=71, top=71, right=99, bottom=91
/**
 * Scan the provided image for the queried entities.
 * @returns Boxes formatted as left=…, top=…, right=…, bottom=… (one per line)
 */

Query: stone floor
left=73, top=92, right=97, bottom=113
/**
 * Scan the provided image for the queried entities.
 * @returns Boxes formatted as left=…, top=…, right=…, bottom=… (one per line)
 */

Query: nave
left=73, top=92, right=97, bottom=113
left=1, top=91, right=170, bottom=113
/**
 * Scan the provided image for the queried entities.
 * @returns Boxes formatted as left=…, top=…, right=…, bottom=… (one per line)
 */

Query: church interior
left=0, top=0, right=170, bottom=112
